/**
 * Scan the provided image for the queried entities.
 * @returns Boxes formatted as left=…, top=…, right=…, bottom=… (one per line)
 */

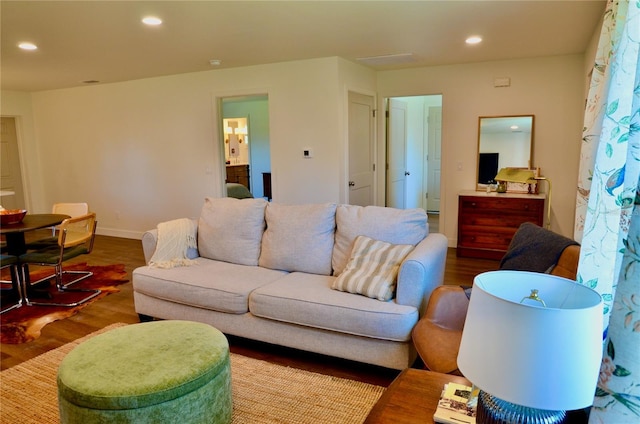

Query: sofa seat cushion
left=249, top=272, right=419, bottom=342
left=133, top=258, right=287, bottom=314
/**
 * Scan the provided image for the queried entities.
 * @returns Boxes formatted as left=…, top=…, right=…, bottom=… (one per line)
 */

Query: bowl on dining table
left=0, top=209, right=27, bottom=225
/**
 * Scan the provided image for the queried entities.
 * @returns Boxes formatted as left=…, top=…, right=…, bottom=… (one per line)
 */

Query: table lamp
left=457, top=271, right=603, bottom=424
left=494, top=168, right=552, bottom=229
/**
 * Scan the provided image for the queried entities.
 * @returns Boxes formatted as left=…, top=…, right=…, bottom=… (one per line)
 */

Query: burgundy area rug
left=1, top=263, right=129, bottom=344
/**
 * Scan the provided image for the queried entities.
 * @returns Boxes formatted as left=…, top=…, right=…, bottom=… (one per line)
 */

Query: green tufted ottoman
left=57, top=320, right=232, bottom=424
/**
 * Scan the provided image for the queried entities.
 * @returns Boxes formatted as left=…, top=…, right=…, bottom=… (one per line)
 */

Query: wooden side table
left=364, top=368, right=470, bottom=424
left=366, top=368, right=590, bottom=424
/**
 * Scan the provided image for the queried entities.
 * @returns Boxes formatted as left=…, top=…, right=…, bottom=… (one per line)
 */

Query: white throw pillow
left=258, top=203, right=337, bottom=275
left=332, top=235, right=414, bottom=301
left=198, top=197, right=267, bottom=266
left=332, top=204, right=427, bottom=276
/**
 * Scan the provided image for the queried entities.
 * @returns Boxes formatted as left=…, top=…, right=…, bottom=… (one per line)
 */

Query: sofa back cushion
left=259, top=203, right=337, bottom=275
left=198, top=197, right=267, bottom=266
left=332, top=205, right=428, bottom=276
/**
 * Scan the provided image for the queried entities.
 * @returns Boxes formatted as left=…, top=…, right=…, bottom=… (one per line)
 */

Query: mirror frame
left=476, top=115, right=535, bottom=191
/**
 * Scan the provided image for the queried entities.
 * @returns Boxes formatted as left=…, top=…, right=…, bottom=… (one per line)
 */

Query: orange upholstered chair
left=412, top=242, right=580, bottom=375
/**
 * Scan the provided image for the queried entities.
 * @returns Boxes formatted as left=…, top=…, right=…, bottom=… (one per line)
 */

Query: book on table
left=433, top=382, right=478, bottom=424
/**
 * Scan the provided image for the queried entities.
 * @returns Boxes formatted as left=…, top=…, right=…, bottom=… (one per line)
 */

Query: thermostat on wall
left=303, top=148, right=313, bottom=158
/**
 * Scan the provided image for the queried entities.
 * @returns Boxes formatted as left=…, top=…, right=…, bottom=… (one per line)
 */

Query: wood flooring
left=1, top=231, right=499, bottom=387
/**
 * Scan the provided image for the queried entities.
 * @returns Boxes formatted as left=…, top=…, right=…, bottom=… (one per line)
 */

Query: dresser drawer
left=458, top=225, right=517, bottom=251
left=459, top=196, right=543, bottom=216
left=459, top=213, right=540, bottom=228
left=457, top=193, right=545, bottom=259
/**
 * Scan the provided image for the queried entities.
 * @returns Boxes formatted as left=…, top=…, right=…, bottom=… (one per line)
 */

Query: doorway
left=347, top=92, right=376, bottom=206
left=0, top=117, right=26, bottom=210
left=220, top=96, right=271, bottom=200
left=385, top=95, right=442, bottom=229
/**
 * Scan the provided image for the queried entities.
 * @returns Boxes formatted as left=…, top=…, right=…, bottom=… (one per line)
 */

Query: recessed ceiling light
left=465, top=36, right=483, bottom=45
left=209, top=59, right=222, bottom=66
left=18, top=42, right=38, bottom=50
left=142, top=16, right=162, bottom=26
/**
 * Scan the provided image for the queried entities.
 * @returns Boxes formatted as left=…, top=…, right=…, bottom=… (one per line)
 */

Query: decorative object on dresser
left=457, top=191, right=545, bottom=259
left=493, top=167, right=552, bottom=229
left=457, top=270, right=603, bottom=424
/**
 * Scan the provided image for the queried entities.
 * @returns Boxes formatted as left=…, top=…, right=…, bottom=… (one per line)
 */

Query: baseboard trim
left=96, top=227, right=143, bottom=240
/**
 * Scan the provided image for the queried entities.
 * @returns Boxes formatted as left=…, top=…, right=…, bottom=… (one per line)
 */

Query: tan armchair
left=412, top=285, right=470, bottom=375
left=412, top=243, right=580, bottom=375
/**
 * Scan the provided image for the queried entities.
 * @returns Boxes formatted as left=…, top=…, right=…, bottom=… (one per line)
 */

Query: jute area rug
left=0, top=323, right=385, bottom=424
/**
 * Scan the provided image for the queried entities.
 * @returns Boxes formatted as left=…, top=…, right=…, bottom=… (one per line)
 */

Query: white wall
left=377, top=55, right=586, bottom=244
left=2, top=54, right=587, bottom=246
left=4, top=57, right=375, bottom=238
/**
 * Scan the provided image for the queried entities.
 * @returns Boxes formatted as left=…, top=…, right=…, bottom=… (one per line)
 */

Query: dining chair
left=51, top=203, right=89, bottom=236
left=19, top=212, right=101, bottom=307
left=25, top=202, right=90, bottom=249
left=0, top=254, right=22, bottom=313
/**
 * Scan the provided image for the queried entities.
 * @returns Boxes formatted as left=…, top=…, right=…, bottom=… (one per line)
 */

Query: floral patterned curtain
left=574, top=0, right=640, bottom=422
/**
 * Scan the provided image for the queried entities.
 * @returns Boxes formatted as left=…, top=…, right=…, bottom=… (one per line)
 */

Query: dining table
left=1, top=213, right=70, bottom=256
left=1, top=213, right=70, bottom=304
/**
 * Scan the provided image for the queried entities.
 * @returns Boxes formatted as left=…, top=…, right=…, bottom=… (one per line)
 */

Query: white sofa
left=132, top=198, right=448, bottom=370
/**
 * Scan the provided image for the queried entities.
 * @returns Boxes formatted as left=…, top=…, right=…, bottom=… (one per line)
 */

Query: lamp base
left=477, top=391, right=566, bottom=424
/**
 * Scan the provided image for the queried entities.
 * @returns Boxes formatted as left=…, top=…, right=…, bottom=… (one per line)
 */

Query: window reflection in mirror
left=477, top=115, right=534, bottom=190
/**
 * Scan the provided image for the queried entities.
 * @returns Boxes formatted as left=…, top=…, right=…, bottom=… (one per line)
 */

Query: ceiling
left=1, top=1, right=606, bottom=92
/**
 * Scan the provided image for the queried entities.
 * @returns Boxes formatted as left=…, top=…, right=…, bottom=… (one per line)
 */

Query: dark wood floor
left=1, top=231, right=499, bottom=387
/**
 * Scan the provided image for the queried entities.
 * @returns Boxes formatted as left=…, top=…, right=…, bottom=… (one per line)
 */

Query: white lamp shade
left=457, top=271, right=603, bottom=411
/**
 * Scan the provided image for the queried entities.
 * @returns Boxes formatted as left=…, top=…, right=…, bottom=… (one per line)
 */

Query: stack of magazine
left=433, top=382, right=478, bottom=424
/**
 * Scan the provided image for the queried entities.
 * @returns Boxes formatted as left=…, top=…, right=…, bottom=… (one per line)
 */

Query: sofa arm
left=141, top=229, right=159, bottom=264
left=396, top=232, right=448, bottom=313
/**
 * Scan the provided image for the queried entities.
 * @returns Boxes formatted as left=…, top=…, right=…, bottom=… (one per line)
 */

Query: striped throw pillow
left=332, top=235, right=414, bottom=301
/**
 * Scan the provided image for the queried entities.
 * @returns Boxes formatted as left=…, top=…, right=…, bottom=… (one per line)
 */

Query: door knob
left=405, top=171, right=411, bottom=176
left=348, top=181, right=355, bottom=187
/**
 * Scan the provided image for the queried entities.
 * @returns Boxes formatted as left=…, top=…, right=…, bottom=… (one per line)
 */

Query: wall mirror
left=476, top=115, right=534, bottom=190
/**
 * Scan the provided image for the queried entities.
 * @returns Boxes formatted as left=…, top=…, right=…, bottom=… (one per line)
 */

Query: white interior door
left=387, top=99, right=407, bottom=209
left=0, top=117, right=25, bottom=209
left=348, top=92, right=375, bottom=206
left=427, top=106, right=442, bottom=212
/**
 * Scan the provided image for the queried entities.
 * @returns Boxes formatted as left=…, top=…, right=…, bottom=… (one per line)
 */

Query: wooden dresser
left=226, top=164, right=250, bottom=190
left=457, top=190, right=545, bottom=260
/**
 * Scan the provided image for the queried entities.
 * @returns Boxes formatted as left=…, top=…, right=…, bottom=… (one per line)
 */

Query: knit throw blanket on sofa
left=149, top=218, right=197, bottom=268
